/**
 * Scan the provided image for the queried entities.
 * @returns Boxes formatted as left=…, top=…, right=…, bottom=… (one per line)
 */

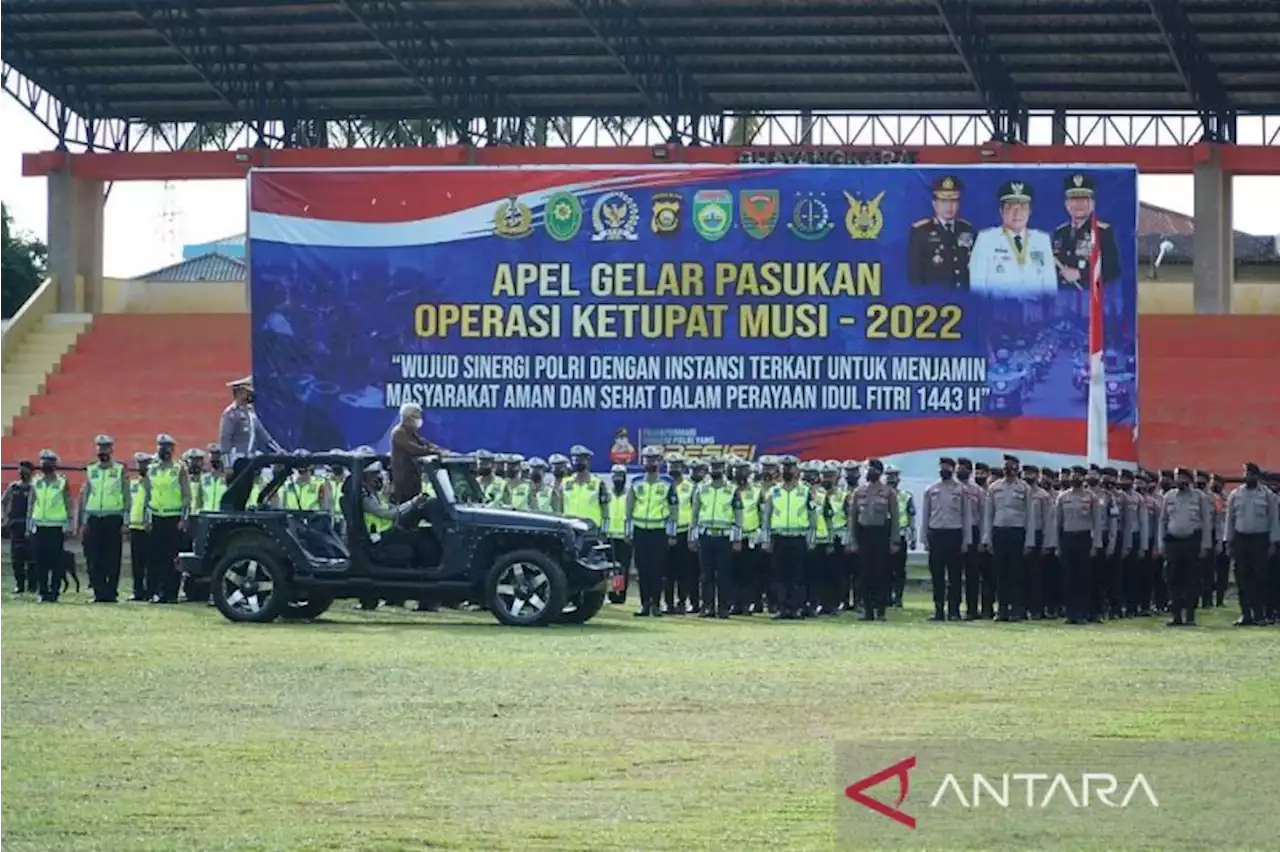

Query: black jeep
left=178, top=453, right=620, bottom=627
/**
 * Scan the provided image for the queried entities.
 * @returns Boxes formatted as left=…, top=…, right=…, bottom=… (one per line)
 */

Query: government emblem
left=843, top=189, right=886, bottom=240
left=739, top=190, right=779, bottom=239
left=651, top=192, right=682, bottom=236
left=787, top=192, right=834, bottom=241
left=544, top=191, right=583, bottom=241
left=591, top=191, right=639, bottom=242
left=692, top=189, right=733, bottom=241
left=494, top=196, right=533, bottom=239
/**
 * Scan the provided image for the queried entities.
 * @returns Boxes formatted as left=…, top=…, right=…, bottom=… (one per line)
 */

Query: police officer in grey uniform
left=1156, top=467, right=1213, bottom=627
left=1053, top=466, right=1102, bottom=624
left=983, top=455, right=1036, bottom=621
left=1224, top=462, right=1280, bottom=626
left=849, top=458, right=900, bottom=621
left=922, top=456, right=972, bottom=621
left=218, top=377, right=285, bottom=470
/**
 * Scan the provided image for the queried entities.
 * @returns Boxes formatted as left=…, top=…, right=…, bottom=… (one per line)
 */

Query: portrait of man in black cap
left=969, top=179, right=1056, bottom=298
left=1052, top=173, right=1121, bottom=291
left=907, top=174, right=976, bottom=289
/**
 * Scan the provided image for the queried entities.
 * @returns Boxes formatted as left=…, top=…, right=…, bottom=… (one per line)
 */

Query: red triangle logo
left=844, top=755, right=917, bottom=829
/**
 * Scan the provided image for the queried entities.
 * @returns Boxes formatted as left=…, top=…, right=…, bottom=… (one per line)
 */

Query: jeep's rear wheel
left=557, top=588, right=607, bottom=624
left=486, top=549, right=568, bottom=627
left=211, top=544, right=291, bottom=623
left=280, top=596, right=333, bottom=620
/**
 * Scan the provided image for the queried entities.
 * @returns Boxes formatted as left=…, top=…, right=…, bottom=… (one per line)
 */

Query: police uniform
left=28, top=450, right=75, bottom=602
left=969, top=181, right=1056, bottom=298
left=81, top=434, right=129, bottom=602
left=907, top=175, right=976, bottom=289
left=1194, top=471, right=1216, bottom=609
left=1115, top=470, right=1149, bottom=617
left=1023, top=465, right=1052, bottom=619
left=1209, top=475, right=1230, bottom=607
left=730, top=456, right=765, bottom=614
left=147, top=434, right=190, bottom=603
left=1052, top=468, right=1103, bottom=624
left=956, top=459, right=989, bottom=618
left=606, top=464, right=632, bottom=605
left=1157, top=470, right=1214, bottom=626
left=886, top=465, right=914, bottom=607
left=625, top=446, right=676, bottom=617
left=761, top=456, right=815, bottom=619
left=1224, top=463, right=1280, bottom=625
left=817, top=462, right=847, bottom=615
left=1051, top=173, right=1121, bottom=291
left=850, top=459, right=900, bottom=621
left=560, top=445, right=610, bottom=535
left=218, top=377, right=284, bottom=468
left=664, top=454, right=698, bottom=614
left=922, top=457, right=972, bottom=620
left=690, top=457, right=741, bottom=618
left=983, top=456, right=1036, bottom=621
left=127, top=453, right=153, bottom=601
left=3, top=462, right=36, bottom=594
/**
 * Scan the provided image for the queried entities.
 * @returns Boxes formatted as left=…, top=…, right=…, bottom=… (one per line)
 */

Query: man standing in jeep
left=390, top=403, right=444, bottom=505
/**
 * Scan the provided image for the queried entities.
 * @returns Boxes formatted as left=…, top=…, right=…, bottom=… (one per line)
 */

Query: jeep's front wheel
left=485, top=549, right=568, bottom=627
left=211, top=545, right=291, bottom=623
left=557, top=588, right=607, bottom=624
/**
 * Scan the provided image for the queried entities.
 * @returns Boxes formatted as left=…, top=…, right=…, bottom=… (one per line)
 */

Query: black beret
left=1003, top=454, right=1020, bottom=465
left=867, top=458, right=884, bottom=472
left=1023, top=464, right=1039, bottom=474
left=939, top=456, right=956, bottom=467
left=956, top=457, right=972, bottom=468
left=1072, top=465, right=1088, bottom=475
left=1101, top=467, right=1117, bottom=477
left=1088, top=463, right=1101, bottom=472
left=1175, top=467, right=1194, bottom=477
left=1119, top=468, right=1135, bottom=479
left=18, top=460, right=34, bottom=469
left=974, top=461, right=990, bottom=471
left=1245, top=462, right=1261, bottom=475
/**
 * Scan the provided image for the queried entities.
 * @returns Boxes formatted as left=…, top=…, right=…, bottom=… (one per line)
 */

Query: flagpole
left=1086, top=214, right=1109, bottom=466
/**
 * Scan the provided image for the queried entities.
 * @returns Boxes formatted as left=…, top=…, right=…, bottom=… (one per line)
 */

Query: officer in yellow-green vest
left=475, top=449, right=505, bottom=506
left=811, top=461, right=844, bottom=616
left=28, top=449, right=76, bottom=602
left=181, top=447, right=212, bottom=604
left=523, top=458, right=556, bottom=513
left=886, top=464, right=916, bottom=608
left=281, top=452, right=330, bottom=512
left=79, top=434, right=130, bottom=603
left=202, top=444, right=230, bottom=512
left=504, top=462, right=531, bottom=510
left=730, top=456, right=764, bottom=614
left=802, top=461, right=833, bottom=617
left=148, top=433, right=191, bottom=604
left=625, top=445, right=677, bottom=617
left=690, top=456, right=742, bottom=618
left=127, top=452, right=153, bottom=602
left=605, top=463, right=631, bottom=604
left=557, top=445, right=610, bottom=533
left=761, top=455, right=816, bottom=620
left=664, top=453, right=699, bottom=614
left=502, top=453, right=526, bottom=507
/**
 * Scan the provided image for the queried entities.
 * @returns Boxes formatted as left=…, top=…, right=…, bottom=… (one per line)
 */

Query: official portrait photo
left=907, top=174, right=976, bottom=289
left=968, top=180, right=1056, bottom=299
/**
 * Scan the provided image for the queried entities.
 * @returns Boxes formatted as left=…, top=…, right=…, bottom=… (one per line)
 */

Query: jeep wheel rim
left=222, top=558, right=275, bottom=615
left=495, top=562, right=550, bottom=621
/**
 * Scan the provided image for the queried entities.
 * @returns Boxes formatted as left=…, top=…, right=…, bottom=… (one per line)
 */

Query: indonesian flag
left=1085, top=214, right=1108, bottom=466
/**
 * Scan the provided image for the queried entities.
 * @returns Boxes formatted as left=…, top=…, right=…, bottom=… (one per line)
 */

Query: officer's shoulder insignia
left=912, top=217, right=931, bottom=228
left=1097, top=221, right=1110, bottom=229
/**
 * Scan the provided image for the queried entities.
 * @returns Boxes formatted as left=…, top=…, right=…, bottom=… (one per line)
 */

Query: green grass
left=3, top=565, right=1278, bottom=851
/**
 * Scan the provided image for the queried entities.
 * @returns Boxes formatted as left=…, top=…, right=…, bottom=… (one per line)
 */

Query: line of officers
left=918, top=456, right=1280, bottom=627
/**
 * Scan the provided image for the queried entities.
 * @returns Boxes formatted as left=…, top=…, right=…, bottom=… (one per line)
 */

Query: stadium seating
left=2, top=314, right=250, bottom=486
left=2, top=314, right=92, bottom=433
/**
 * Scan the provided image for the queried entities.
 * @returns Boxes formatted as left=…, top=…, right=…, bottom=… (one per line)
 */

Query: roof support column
left=1192, top=146, right=1233, bottom=314
left=46, top=168, right=104, bottom=313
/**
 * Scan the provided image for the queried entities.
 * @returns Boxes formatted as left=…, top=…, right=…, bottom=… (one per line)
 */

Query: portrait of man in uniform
left=1052, top=173, right=1121, bottom=291
left=907, top=174, right=976, bottom=289
left=968, top=180, right=1056, bottom=298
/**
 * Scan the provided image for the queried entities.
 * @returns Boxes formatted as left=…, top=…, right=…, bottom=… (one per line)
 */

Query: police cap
left=474, top=449, right=495, bottom=461
left=569, top=444, right=592, bottom=457
left=507, top=453, right=526, bottom=464
left=1194, top=469, right=1209, bottom=481
left=1175, top=466, right=1194, bottom=478
left=932, top=174, right=963, bottom=200
left=206, top=443, right=222, bottom=455
left=665, top=453, right=684, bottom=465
left=1003, top=454, right=1020, bottom=466
left=1244, top=462, right=1261, bottom=475
left=732, top=456, right=751, bottom=468
left=865, top=458, right=883, bottom=473
left=1119, top=468, right=1134, bottom=479
left=997, top=180, right=1034, bottom=204
left=780, top=455, right=799, bottom=466
left=94, top=434, right=114, bottom=446
left=610, top=463, right=628, bottom=474
left=528, top=456, right=548, bottom=469
left=641, top=445, right=663, bottom=459
left=843, top=459, right=861, bottom=470
left=226, top=375, right=254, bottom=391
left=1159, top=469, right=1174, bottom=479
left=188, top=447, right=207, bottom=459
left=1101, top=466, right=1117, bottom=477
left=956, top=457, right=973, bottom=469
left=692, top=458, right=709, bottom=469
left=822, top=461, right=840, bottom=474
left=974, top=461, right=990, bottom=472
left=939, top=456, right=956, bottom=467
left=17, top=460, right=34, bottom=470
left=156, top=433, right=175, bottom=446
left=1064, top=173, right=1095, bottom=199
left=1072, top=465, right=1088, bottom=475
left=133, top=452, right=151, bottom=463
left=760, top=455, right=779, bottom=466
left=39, top=448, right=59, bottom=461
left=1023, top=464, right=1039, bottom=474
left=884, top=464, right=900, bottom=475
left=548, top=453, right=569, bottom=465
left=708, top=455, right=726, bottom=467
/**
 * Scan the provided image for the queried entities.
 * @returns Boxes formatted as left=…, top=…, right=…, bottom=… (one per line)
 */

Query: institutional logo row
left=493, top=188, right=888, bottom=242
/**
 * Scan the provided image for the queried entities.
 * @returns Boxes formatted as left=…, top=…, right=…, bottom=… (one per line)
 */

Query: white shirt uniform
left=968, top=226, right=1056, bottom=298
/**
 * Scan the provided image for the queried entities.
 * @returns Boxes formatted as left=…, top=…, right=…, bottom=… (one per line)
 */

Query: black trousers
left=770, top=535, right=808, bottom=612
left=1060, top=531, right=1092, bottom=622
left=856, top=523, right=891, bottom=616
left=1214, top=545, right=1231, bottom=605
left=609, top=537, right=633, bottom=603
left=129, top=528, right=149, bottom=600
left=805, top=542, right=832, bottom=610
left=1232, top=533, right=1270, bottom=623
left=8, top=530, right=33, bottom=592
left=927, top=528, right=964, bottom=615
left=664, top=532, right=698, bottom=610
left=844, top=548, right=860, bottom=608
left=1089, top=536, right=1111, bottom=619
left=33, top=526, right=65, bottom=600
left=991, top=526, right=1026, bottom=618
left=85, top=514, right=124, bottom=602
left=963, top=527, right=985, bottom=616
left=890, top=536, right=908, bottom=605
left=1122, top=534, right=1145, bottom=614
left=149, top=515, right=183, bottom=601
left=732, top=544, right=762, bottom=609
left=1269, top=547, right=1280, bottom=619
left=1025, top=531, right=1044, bottom=617
left=1042, top=547, right=1063, bottom=616
left=632, top=527, right=667, bottom=609
left=1163, top=534, right=1202, bottom=619
left=1151, top=551, right=1170, bottom=610
left=697, top=534, right=733, bottom=614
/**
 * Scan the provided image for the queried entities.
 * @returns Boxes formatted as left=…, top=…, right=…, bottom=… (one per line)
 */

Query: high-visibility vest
left=482, top=478, right=505, bottom=506
left=739, top=485, right=761, bottom=533
left=813, top=486, right=830, bottom=541
left=608, top=487, right=627, bottom=535
left=631, top=480, right=671, bottom=529
left=85, top=462, right=126, bottom=513
left=32, top=476, right=69, bottom=526
left=830, top=486, right=848, bottom=533
left=896, top=491, right=911, bottom=534
left=149, top=464, right=183, bottom=516
left=674, top=480, right=694, bottom=531
left=421, top=475, right=435, bottom=498
left=128, top=479, right=148, bottom=529
left=563, top=476, right=604, bottom=525
left=696, top=483, right=735, bottom=530
left=364, top=493, right=394, bottom=533
left=507, top=482, right=530, bottom=510
left=283, top=479, right=322, bottom=511
left=769, top=484, right=811, bottom=535
left=201, top=473, right=228, bottom=513
left=528, top=485, right=554, bottom=513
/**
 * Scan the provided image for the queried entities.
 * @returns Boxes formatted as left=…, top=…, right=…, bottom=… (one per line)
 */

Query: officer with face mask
left=1039, top=467, right=1063, bottom=618
left=549, top=453, right=571, bottom=489
left=1151, top=469, right=1175, bottom=612
left=1053, top=466, right=1102, bottom=624
left=474, top=450, right=505, bottom=506
left=689, top=456, right=741, bottom=618
left=1224, top=462, right=1279, bottom=626
left=663, top=454, right=699, bottom=614
left=983, top=455, right=1035, bottom=622
left=840, top=460, right=862, bottom=611
left=885, top=465, right=914, bottom=608
left=559, top=445, right=610, bottom=536
left=954, top=458, right=983, bottom=619
left=147, top=434, right=191, bottom=603
left=1208, top=473, right=1230, bottom=607
left=730, top=456, right=764, bottom=614
left=28, top=450, right=76, bottom=602
left=625, top=446, right=675, bottom=617
left=1156, top=467, right=1213, bottom=626
left=848, top=459, right=899, bottom=620
left=524, top=458, right=555, bottom=513
left=2, top=461, right=37, bottom=594
left=922, top=457, right=971, bottom=621
left=126, top=453, right=153, bottom=601
left=606, top=463, right=631, bottom=604
left=762, top=455, right=815, bottom=619
left=78, top=434, right=130, bottom=603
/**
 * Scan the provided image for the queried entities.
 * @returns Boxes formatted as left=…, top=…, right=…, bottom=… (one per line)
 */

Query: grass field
left=3, top=564, right=1278, bottom=851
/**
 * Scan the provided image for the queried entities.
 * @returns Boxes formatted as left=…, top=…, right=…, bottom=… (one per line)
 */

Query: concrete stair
left=2, top=314, right=93, bottom=435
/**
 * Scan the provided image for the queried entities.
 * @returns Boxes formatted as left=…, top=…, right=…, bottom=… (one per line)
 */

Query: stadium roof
left=3, top=0, right=1279, bottom=136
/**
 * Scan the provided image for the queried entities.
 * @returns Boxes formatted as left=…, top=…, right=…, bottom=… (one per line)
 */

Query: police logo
left=590, top=191, right=639, bottom=242
left=1073, top=174, right=1085, bottom=188
left=651, top=192, right=682, bottom=236
left=786, top=192, right=834, bottom=240
left=692, top=189, right=733, bottom=241
left=494, top=196, right=533, bottom=239
left=958, top=231, right=974, bottom=249
left=739, top=189, right=779, bottom=239
left=544, top=191, right=583, bottom=242
left=843, top=189, right=886, bottom=240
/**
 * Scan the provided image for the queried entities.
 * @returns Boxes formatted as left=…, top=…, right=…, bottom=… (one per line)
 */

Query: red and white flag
left=1086, top=215, right=1108, bottom=465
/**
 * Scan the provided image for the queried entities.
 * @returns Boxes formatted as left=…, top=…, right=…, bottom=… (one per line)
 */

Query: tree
left=2, top=203, right=48, bottom=319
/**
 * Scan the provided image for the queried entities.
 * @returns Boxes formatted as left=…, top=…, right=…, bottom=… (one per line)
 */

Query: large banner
left=248, top=165, right=1138, bottom=480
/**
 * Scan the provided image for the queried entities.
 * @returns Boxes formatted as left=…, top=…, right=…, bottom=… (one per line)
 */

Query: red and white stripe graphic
left=1085, top=214, right=1108, bottom=465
